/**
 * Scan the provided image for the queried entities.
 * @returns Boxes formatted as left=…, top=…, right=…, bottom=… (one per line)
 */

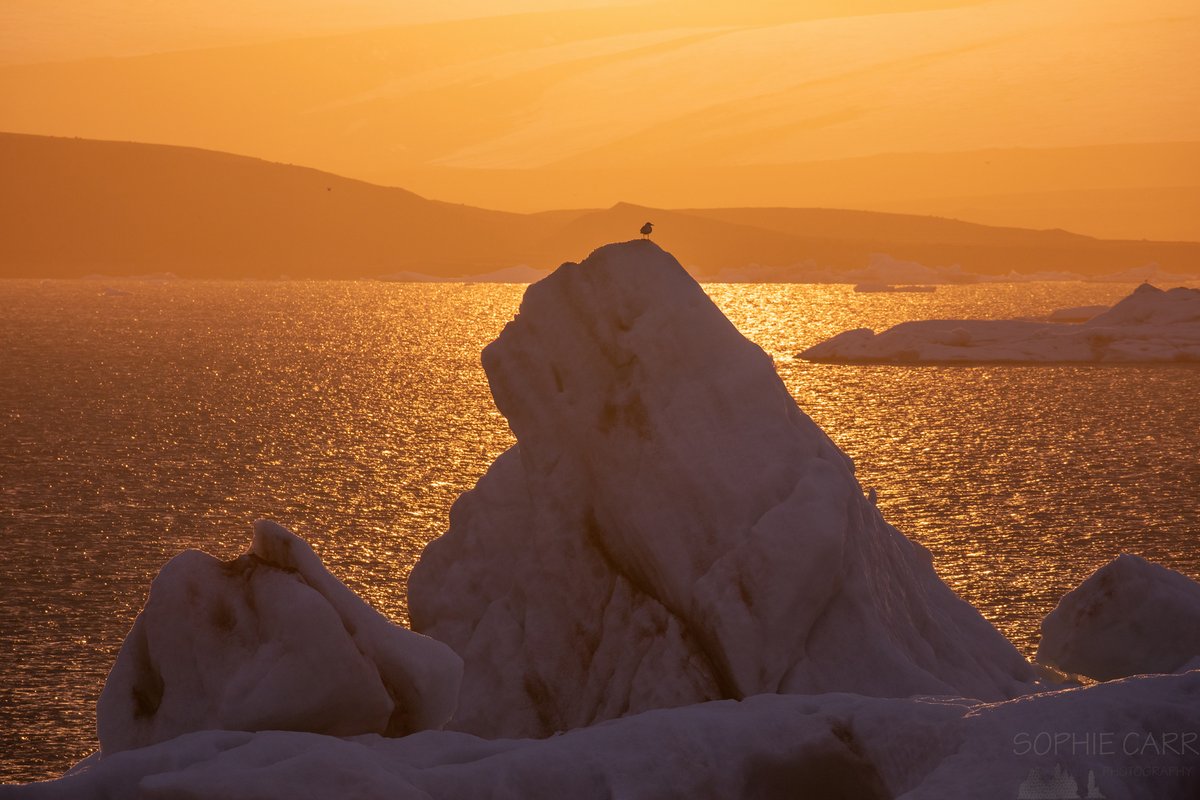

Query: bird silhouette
left=640, top=222, right=654, bottom=238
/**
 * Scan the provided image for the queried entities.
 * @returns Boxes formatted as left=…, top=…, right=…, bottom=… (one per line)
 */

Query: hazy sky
left=1, top=0, right=1197, bottom=233
left=0, top=1, right=635, bottom=63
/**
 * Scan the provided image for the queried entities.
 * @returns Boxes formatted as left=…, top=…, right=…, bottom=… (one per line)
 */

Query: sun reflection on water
left=1, top=278, right=1197, bottom=781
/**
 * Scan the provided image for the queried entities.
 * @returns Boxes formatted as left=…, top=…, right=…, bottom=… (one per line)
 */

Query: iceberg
left=799, top=284, right=1200, bottom=363
left=703, top=252, right=979, bottom=284
left=95, top=520, right=462, bottom=755
left=378, top=264, right=550, bottom=283
left=854, top=283, right=937, bottom=293
left=1088, top=265, right=1200, bottom=285
left=1037, top=554, right=1200, bottom=681
left=408, top=240, right=1034, bottom=739
left=1045, top=304, right=1109, bottom=323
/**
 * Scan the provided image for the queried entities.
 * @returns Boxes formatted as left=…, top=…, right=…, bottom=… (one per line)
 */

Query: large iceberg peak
left=97, top=520, right=462, bottom=755
left=409, top=241, right=1035, bottom=738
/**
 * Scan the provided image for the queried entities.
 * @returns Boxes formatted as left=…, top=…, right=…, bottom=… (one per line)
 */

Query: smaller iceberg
left=378, top=265, right=550, bottom=283
left=1037, top=554, right=1200, bottom=681
left=853, top=283, right=937, bottom=293
left=799, top=284, right=1200, bottom=363
left=1044, top=304, right=1108, bottom=323
left=96, top=520, right=462, bottom=756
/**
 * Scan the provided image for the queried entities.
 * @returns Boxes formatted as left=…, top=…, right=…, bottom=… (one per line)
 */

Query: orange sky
left=2, top=0, right=1198, bottom=238
left=0, top=1, right=628, bottom=63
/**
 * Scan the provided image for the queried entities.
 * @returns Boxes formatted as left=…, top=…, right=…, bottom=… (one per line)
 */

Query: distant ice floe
left=800, top=284, right=1200, bottom=363
left=1037, top=554, right=1200, bottom=682
left=706, top=253, right=980, bottom=284
left=703, top=253, right=1200, bottom=286
left=854, top=282, right=937, bottom=293
left=84, top=273, right=179, bottom=282
left=378, top=264, right=550, bottom=283
left=1044, top=304, right=1109, bottom=323
left=1092, top=264, right=1200, bottom=284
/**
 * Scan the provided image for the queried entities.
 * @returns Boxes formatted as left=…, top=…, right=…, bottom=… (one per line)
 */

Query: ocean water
left=2, top=278, right=1198, bottom=783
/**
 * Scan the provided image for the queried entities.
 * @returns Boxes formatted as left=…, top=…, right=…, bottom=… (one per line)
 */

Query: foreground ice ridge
left=1038, top=554, right=1200, bottom=681
left=800, top=284, right=1200, bottom=363
left=408, top=240, right=1035, bottom=738
left=19, top=673, right=1200, bottom=799
left=96, top=520, right=462, bottom=755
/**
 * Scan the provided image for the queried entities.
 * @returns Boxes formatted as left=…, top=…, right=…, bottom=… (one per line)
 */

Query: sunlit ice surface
left=1, top=278, right=1198, bottom=781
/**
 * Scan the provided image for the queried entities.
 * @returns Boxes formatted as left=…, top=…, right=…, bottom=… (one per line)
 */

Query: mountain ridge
left=3, top=0, right=1196, bottom=238
left=3, top=132, right=1198, bottom=280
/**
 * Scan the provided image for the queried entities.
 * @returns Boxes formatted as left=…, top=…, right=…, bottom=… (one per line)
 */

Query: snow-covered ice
left=1045, top=304, right=1109, bottom=323
left=828, top=253, right=971, bottom=285
left=15, top=672, right=1200, bottom=799
left=1037, top=554, right=1200, bottom=681
left=95, top=520, right=462, bottom=755
left=854, top=283, right=937, bottom=293
left=1089, top=265, right=1200, bottom=285
left=705, top=252, right=979, bottom=284
left=408, top=240, right=1034, bottom=739
left=800, top=284, right=1200, bottom=363
left=378, top=264, right=550, bottom=283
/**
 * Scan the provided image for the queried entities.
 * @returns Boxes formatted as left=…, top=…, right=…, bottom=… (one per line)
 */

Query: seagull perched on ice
left=640, top=222, right=654, bottom=239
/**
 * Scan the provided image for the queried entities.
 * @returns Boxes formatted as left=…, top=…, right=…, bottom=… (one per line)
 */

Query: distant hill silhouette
left=0, top=133, right=554, bottom=278
left=3, top=2, right=1196, bottom=239
left=2, top=132, right=1198, bottom=280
